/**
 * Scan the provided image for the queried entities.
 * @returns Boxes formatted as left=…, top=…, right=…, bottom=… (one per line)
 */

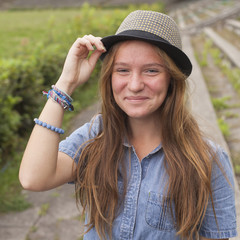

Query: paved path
left=0, top=185, right=85, bottom=240
left=204, top=27, right=240, bottom=68
left=183, top=36, right=240, bottom=240
left=0, top=104, right=102, bottom=240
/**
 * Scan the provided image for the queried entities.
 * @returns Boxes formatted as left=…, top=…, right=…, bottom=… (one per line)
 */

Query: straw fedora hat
left=101, top=10, right=192, bottom=76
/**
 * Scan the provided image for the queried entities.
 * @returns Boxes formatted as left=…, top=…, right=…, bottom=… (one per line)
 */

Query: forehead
left=114, top=40, right=163, bottom=63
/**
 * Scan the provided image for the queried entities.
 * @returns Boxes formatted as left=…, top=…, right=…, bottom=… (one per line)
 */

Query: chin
left=126, top=112, right=152, bottom=119
left=124, top=107, right=161, bottom=120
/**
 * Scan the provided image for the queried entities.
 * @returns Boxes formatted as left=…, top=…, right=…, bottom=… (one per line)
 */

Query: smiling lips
left=125, top=96, right=149, bottom=102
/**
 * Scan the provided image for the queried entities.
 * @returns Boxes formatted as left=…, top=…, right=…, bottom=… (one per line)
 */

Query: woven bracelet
left=34, top=118, right=64, bottom=134
left=42, top=89, right=74, bottom=111
left=52, top=85, right=73, bottom=103
left=52, top=89, right=74, bottom=111
left=49, top=90, right=71, bottom=110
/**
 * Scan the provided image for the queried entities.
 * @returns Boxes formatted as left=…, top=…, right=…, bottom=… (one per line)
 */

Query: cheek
left=111, top=76, right=126, bottom=95
left=149, top=79, right=170, bottom=95
left=157, top=75, right=170, bottom=94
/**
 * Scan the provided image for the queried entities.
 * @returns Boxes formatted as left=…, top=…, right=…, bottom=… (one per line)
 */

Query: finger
left=88, top=49, right=103, bottom=68
left=83, top=35, right=106, bottom=52
left=76, top=37, right=95, bottom=51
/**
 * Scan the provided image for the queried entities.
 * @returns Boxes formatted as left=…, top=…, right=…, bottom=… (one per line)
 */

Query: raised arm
left=19, top=35, right=106, bottom=191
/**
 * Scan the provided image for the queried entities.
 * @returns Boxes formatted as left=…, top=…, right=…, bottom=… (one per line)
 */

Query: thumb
left=88, top=49, right=104, bottom=69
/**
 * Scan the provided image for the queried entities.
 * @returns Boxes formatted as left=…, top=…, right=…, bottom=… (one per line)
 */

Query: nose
left=128, top=72, right=144, bottom=92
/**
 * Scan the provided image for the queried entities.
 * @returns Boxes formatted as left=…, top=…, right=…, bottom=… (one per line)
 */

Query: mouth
left=125, top=96, right=149, bottom=102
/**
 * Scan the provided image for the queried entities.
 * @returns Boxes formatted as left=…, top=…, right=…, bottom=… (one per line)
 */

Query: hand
left=56, top=35, right=106, bottom=95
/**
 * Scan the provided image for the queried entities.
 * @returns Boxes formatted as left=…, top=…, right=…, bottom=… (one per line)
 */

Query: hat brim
left=101, top=30, right=192, bottom=76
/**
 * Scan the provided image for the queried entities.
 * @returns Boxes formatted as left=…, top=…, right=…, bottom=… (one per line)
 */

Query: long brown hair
left=158, top=49, right=218, bottom=239
left=75, top=42, right=218, bottom=239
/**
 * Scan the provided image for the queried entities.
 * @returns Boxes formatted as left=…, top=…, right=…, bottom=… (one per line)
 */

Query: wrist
left=55, top=79, right=76, bottom=96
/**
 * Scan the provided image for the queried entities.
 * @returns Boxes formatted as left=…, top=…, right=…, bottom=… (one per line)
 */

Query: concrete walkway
left=204, top=27, right=240, bottom=68
left=183, top=36, right=240, bottom=240
left=0, top=103, right=100, bottom=240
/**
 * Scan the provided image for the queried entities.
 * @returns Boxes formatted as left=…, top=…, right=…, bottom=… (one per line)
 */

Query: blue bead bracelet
left=34, top=118, right=64, bottom=134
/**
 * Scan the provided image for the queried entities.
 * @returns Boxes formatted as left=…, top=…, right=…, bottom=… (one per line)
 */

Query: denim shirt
left=59, top=115, right=237, bottom=239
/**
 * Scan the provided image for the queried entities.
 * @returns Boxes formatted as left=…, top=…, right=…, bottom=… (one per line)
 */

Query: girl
left=19, top=10, right=237, bottom=240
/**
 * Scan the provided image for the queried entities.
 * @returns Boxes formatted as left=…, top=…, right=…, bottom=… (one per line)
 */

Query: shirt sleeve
left=58, top=114, right=103, bottom=164
left=199, top=144, right=238, bottom=239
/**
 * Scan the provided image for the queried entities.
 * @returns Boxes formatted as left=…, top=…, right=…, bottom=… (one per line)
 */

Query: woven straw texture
left=116, top=10, right=182, bottom=50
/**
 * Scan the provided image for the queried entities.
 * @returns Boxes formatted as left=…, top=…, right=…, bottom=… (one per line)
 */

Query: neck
left=129, top=117, right=159, bottom=137
left=127, top=116, right=162, bottom=160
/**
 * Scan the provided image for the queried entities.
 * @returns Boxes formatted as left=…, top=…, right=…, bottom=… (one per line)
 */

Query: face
left=111, top=40, right=170, bottom=121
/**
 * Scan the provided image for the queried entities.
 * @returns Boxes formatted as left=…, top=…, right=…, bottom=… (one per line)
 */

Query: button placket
left=120, top=147, right=142, bottom=240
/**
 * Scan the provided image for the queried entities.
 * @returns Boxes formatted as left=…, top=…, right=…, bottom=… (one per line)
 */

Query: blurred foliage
left=217, top=117, right=230, bottom=138
left=0, top=2, right=164, bottom=212
left=204, top=39, right=240, bottom=95
left=211, top=96, right=230, bottom=111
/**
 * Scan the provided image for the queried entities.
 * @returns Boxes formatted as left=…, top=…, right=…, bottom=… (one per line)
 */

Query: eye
left=114, top=68, right=130, bottom=75
left=147, top=69, right=159, bottom=73
left=117, top=69, right=129, bottom=72
left=144, top=69, right=160, bottom=75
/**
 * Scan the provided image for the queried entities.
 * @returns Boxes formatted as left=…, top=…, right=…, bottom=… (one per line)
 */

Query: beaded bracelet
left=34, top=118, right=64, bottom=134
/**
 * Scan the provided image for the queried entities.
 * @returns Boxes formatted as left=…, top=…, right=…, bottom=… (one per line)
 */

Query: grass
left=0, top=5, right=126, bottom=58
left=225, top=111, right=239, bottom=118
left=30, top=225, right=38, bottom=233
left=0, top=153, right=31, bottom=212
left=217, top=118, right=230, bottom=138
left=207, top=41, right=240, bottom=96
left=25, top=225, right=38, bottom=240
left=192, top=35, right=240, bottom=177
left=38, top=203, right=50, bottom=216
left=0, top=2, right=164, bottom=58
left=51, top=191, right=60, bottom=198
left=211, top=96, right=230, bottom=111
left=194, top=36, right=240, bottom=96
left=0, top=10, right=68, bottom=57
left=0, top=8, right=101, bottom=58
left=232, top=153, right=240, bottom=176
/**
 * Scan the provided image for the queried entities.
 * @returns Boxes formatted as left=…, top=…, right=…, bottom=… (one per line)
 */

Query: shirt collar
left=122, top=137, right=163, bottom=155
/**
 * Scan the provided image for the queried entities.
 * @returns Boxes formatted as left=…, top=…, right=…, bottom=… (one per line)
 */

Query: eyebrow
left=113, top=62, right=165, bottom=68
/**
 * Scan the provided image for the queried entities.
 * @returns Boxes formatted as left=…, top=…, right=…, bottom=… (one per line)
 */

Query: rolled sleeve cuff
left=199, top=228, right=238, bottom=239
left=59, top=146, right=77, bottom=163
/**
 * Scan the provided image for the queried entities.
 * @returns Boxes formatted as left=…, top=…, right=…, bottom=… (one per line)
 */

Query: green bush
left=0, top=44, right=70, bottom=166
left=0, top=58, right=43, bottom=165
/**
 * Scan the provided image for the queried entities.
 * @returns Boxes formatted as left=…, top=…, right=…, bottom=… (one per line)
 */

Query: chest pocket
left=145, top=191, right=176, bottom=231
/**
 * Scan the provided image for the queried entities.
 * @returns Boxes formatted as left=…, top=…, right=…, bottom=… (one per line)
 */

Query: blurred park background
left=0, top=0, right=240, bottom=236
left=0, top=0, right=191, bottom=214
